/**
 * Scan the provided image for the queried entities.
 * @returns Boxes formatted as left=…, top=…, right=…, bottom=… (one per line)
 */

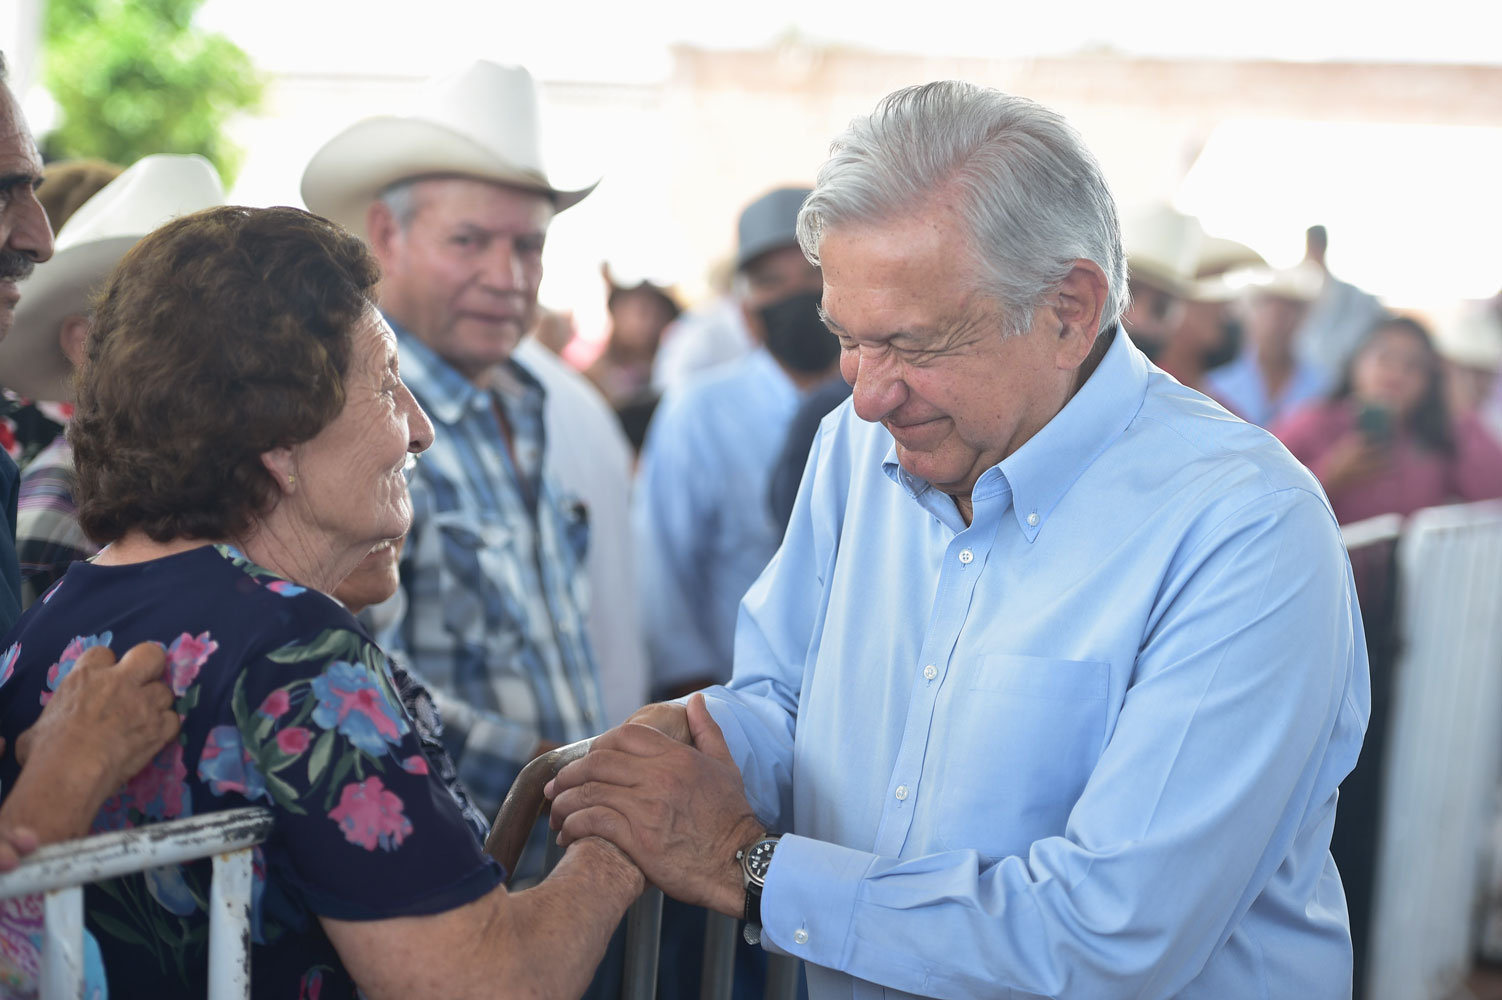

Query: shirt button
left=1027, top=512, right=1040, bottom=527
left=793, top=929, right=809, bottom=945
left=895, top=784, right=909, bottom=801
left=958, top=548, right=974, bottom=564
left=923, top=664, right=937, bottom=680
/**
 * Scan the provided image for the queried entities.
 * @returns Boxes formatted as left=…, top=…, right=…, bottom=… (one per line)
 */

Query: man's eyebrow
left=0, top=171, right=41, bottom=194
left=818, top=306, right=935, bottom=346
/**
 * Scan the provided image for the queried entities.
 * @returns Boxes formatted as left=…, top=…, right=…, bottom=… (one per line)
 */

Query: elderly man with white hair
left=550, top=80, right=1370, bottom=1000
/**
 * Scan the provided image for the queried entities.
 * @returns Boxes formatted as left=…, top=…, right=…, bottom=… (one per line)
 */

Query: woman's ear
left=261, top=447, right=297, bottom=495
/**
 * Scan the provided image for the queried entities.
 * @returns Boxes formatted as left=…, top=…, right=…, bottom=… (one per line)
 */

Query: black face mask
left=759, top=290, right=839, bottom=374
left=1202, top=316, right=1243, bottom=371
left=1126, top=328, right=1166, bottom=363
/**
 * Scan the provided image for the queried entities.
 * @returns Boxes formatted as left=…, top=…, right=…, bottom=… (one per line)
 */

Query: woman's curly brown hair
left=70, top=205, right=380, bottom=544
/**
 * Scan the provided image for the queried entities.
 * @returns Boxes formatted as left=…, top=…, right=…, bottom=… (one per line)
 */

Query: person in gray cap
left=634, top=186, right=835, bottom=701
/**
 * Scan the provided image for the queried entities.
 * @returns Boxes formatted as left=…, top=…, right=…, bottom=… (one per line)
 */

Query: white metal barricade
left=0, top=807, right=274, bottom=1000
left=1366, top=501, right=1502, bottom=1000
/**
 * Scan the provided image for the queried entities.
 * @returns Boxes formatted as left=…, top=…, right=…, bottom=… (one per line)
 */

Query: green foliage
left=41, top=0, right=261, bottom=183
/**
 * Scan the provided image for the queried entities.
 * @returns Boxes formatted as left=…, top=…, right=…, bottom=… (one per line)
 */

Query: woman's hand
left=5, top=643, right=180, bottom=843
left=1320, top=433, right=1390, bottom=495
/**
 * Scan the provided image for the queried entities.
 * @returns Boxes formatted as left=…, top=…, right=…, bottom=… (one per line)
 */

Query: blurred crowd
left=0, top=47, right=1496, bottom=1000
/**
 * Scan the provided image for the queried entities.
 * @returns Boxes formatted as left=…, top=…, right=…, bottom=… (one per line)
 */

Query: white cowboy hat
left=300, top=61, right=597, bottom=235
left=0, top=154, right=225, bottom=402
left=1123, top=202, right=1203, bottom=297
left=1185, top=236, right=1269, bottom=303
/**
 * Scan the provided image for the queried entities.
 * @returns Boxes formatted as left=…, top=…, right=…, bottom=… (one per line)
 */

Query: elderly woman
left=0, top=206, right=641, bottom=998
left=1272, top=316, right=1502, bottom=524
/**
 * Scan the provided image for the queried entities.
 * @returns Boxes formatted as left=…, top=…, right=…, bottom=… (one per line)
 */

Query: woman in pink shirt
left=1273, top=316, right=1502, bottom=524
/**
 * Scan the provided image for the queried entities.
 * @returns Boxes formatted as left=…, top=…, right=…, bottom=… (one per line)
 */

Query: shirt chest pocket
left=424, top=511, right=522, bottom=653
left=928, top=654, right=1111, bottom=858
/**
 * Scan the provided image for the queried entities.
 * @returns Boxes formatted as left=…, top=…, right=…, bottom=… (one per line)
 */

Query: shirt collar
left=389, top=316, right=545, bottom=426
left=882, top=326, right=1148, bottom=541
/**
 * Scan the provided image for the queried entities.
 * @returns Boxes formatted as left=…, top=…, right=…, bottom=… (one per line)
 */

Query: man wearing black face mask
left=634, top=187, right=833, bottom=703
left=631, top=186, right=829, bottom=1000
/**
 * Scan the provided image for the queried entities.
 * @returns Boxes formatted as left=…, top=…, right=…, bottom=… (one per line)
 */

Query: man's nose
left=479, top=241, right=525, bottom=292
left=849, top=349, right=906, bottom=424
left=4, top=188, right=54, bottom=264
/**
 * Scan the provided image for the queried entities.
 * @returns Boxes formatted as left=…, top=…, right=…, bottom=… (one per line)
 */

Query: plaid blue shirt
left=385, top=325, right=603, bottom=816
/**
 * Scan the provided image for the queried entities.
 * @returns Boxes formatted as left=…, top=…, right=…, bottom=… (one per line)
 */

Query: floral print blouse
left=0, top=545, right=504, bottom=998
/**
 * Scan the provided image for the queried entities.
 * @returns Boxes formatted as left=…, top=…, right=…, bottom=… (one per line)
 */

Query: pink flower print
left=42, top=632, right=112, bottom=706
left=327, top=776, right=412, bottom=851
left=265, top=579, right=306, bottom=597
left=258, top=689, right=290, bottom=719
left=275, top=727, right=312, bottom=755
left=123, top=742, right=190, bottom=822
left=299, top=967, right=324, bottom=1000
left=161, top=632, right=217, bottom=696
left=0, top=642, right=18, bottom=690
left=400, top=755, right=429, bottom=775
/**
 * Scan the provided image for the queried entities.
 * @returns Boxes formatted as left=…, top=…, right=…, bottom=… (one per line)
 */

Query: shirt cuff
left=759, top=833, right=873, bottom=968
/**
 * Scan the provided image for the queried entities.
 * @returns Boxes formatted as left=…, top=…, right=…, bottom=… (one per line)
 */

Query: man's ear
left=1053, top=259, right=1110, bottom=371
left=365, top=199, right=401, bottom=263
left=261, top=446, right=297, bottom=496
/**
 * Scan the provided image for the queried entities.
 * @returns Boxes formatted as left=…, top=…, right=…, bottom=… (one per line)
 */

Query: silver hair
left=376, top=178, right=422, bottom=230
left=796, top=80, right=1127, bottom=338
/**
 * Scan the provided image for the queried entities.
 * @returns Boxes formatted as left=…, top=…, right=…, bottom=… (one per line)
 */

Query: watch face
left=746, top=837, right=778, bottom=883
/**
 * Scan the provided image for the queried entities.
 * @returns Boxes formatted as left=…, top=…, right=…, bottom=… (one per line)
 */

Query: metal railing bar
left=208, top=848, right=255, bottom=1000
left=621, top=888, right=664, bottom=1000
left=41, top=886, right=83, bottom=1000
left=0, top=808, right=274, bottom=901
left=700, top=909, right=737, bottom=1000
left=765, top=952, right=801, bottom=1000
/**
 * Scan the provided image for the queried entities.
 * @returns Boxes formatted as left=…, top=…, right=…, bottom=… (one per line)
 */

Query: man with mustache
left=0, top=52, right=54, bottom=633
left=300, top=61, right=605, bottom=829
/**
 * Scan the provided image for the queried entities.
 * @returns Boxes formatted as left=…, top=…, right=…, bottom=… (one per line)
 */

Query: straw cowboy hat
left=1122, top=202, right=1204, bottom=297
left=0, top=154, right=224, bottom=402
left=301, top=61, right=596, bottom=235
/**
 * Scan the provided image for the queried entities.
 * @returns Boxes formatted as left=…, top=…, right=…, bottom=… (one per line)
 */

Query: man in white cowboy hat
left=1118, top=201, right=1202, bottom=365
left=0, top=154, right=225, bottom=607
left=301, top=60, right=608, bottom=824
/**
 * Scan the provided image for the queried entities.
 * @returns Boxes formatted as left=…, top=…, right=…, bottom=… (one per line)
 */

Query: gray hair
left=376, top=178, right=422, bottom=230
left=796, top=80, right=1127, bottom=338
left=0, top=50, right=8, bottom=84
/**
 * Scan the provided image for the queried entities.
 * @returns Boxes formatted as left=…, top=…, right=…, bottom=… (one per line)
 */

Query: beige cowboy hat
left=301, top=61, right=597, bottom=235
left=1185, top=236, right=1269, bottom=303
left=0, top=154, right=225, bottom=402
left=1123, top=202, right=1204, bottom=297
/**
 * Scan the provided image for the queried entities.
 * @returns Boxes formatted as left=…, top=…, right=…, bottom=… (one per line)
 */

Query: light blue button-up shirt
left=634, top=348, right=800, bottom=692
left=705, top=330, right=1370, bottom=999
left=1206, top=349, right=1330, bottom=428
